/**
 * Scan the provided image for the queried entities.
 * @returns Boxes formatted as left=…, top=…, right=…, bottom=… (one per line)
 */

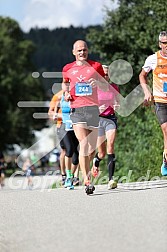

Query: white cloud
left=21, top=0, right=117, bottom=32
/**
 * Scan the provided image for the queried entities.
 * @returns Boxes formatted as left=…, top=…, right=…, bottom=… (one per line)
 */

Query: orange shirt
left=153, top=51, right=167, bottom=103
left=48, top=90, right=63, bottom=127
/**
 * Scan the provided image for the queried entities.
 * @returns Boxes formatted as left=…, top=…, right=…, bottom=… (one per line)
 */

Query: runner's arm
left=62, top=78, right=71, bottom=101
left=139, top=69, right=152, bottom=104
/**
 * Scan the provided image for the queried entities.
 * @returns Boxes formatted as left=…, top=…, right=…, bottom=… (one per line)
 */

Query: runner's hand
left=64, top=91, right=71, bottom=101
left=88, top=78, right=97, bottom=88
left=99, top=104, right=106, bottom=113
left=143, top=92, right=152, bottom=106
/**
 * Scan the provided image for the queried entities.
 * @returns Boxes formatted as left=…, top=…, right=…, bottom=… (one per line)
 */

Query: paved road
left=0, top=176, right=167, bottom=252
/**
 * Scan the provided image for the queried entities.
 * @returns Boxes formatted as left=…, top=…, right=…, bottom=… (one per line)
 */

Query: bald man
left=62, top=40, right=108, bottom=194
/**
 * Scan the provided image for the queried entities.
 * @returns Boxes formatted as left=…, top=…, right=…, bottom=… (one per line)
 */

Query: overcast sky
left=0, top=0, right=117, bottom=32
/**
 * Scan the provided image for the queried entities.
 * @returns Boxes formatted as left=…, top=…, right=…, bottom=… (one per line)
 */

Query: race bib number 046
left=75, top=82, right=92, bottom=96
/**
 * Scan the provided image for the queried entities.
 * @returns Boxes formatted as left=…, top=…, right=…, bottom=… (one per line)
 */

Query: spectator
left=0, top=151, right=6, bottom=188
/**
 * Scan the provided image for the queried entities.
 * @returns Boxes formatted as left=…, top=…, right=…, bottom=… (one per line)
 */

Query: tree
left=87, top=0, right=167, bottom=91
left=87, top=0, right=167, bottom=180
left=0, top=17, right=46, bottom=151
left=24, top=25, right=101, bottom=98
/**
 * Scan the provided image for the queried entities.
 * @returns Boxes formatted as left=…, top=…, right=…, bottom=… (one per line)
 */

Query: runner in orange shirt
left=139, top=31, right=167, bottom=176
left=48, top=91, right=80, bottom=186
left=48, top=90, right=66, bottom=185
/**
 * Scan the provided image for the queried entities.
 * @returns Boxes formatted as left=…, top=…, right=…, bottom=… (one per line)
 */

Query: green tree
left=24, top=25, right=101, bottom=98
left=87, top=0, right=167, bottom=91
left=87, top=0, right=167, bottom=180
left=0, top=17, right=46, bottom=151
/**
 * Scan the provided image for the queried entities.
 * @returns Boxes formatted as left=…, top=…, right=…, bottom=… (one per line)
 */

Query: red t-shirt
left=62, top=60, right=105, bottom=108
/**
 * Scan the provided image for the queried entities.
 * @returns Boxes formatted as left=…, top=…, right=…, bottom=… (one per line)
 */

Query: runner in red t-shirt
left=62, top=40, right=108, bottom=194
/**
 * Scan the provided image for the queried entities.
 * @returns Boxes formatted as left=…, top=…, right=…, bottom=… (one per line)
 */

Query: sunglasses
left=159, top=31, right=167, bottom=36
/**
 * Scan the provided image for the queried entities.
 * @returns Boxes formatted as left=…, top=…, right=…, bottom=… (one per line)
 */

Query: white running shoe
left=108, top=180, right=117, bottom=190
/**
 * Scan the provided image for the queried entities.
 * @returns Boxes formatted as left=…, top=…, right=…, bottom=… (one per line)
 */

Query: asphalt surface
left=0, top=176, right=167, bottom=252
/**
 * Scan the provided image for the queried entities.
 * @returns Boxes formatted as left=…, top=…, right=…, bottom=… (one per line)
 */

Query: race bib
left=163, top=81, right=167, bottom=93
left=75, top=82, right=92, bottom=96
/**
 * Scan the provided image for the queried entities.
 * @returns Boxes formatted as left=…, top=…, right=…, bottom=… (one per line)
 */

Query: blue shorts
left=98, top=114, right=118, bottom=136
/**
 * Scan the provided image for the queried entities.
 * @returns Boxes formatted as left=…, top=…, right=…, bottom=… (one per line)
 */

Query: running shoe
left=64, top=178, right=74, bottom=190
left=161, top=161, right=167, bottom=176
left=73, top=177, right=80, bottom=186
left=61, top=174, right=66, bottom=186
left=108, top=180, right=117, bottom=190
left=28, top=183, right=34, bottom=190
left=91, top=164, right=99, bottom=178
left=85, top=181, right=95, bottom=195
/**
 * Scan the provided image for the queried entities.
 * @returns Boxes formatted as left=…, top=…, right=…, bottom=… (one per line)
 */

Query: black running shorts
left=155, top=102, right=167, bottom=125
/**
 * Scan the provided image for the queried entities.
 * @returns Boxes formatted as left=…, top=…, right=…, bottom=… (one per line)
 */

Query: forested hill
left=24, top=25, right=102, bottom=72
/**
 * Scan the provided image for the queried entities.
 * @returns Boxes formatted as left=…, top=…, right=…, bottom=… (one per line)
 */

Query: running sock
left=93, top=153, right=102, bottom=167
left=163, top=149, right=167, bottom=162
left=108, top=154, right=116, bottom=181
left=66, top=169, right=72, bottom=179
